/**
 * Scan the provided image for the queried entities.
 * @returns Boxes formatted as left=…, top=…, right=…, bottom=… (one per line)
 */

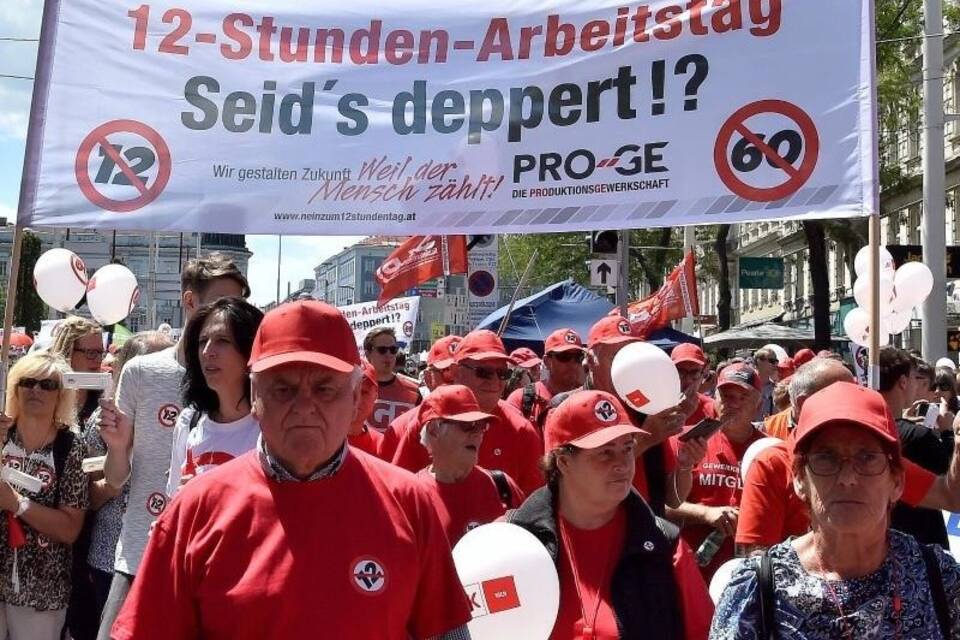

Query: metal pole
left=148, top=233, right=157, bottom=328
left=921, top=0, right=947, bottom=360
left=1, top=226, right=25, bottom=413
left=276, top=235, right=282, bottom=305
left=868, top=214, right=881, bottom=390
left=498, top=250, right=538, bottom=337
left=617, top=229, right=630, bottom=317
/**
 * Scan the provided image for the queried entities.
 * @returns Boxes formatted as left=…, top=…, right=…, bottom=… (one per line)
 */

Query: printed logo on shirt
left=146, top=491, right=167, bottom=516
left=593, top=399, right=619, bottom=423
left=351, top=557, right=387, bottom=595
left=157, top=404, right=181, bottom=428
left=36, top=534, right=50, bottom=549
left=465, top=575, right=522, bottom=618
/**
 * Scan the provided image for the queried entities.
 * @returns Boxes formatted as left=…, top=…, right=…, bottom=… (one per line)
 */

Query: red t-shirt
left=735, top=441, right=937, bottom=548
left=506, top=381, right=553, bottom=428
left=348, top=427, right=384, bottom=459
left=111, top=450, right=471, bottom=640
left=669, top=428, right=764, bottom=580
left=391, top=400, right=545, bottom=496
left=417, top=466, right=524, bottom=546
left=370, top=375, right=422, bottom=433
left=379, top=405, right=421, bottom=462
left=685, top=394, right=718, bottom=427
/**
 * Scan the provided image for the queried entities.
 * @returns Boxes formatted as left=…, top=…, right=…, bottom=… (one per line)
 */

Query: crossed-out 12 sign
left=74, top=119, right=172, bottom=212
left=713, top=100, right=820, bottom=203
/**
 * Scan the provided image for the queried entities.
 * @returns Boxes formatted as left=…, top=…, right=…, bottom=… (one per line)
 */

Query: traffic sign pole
left=617, top=230, right=629, bottom=317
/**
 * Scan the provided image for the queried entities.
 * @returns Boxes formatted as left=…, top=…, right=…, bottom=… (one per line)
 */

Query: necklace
left=558, top=517, right=617, bottom=640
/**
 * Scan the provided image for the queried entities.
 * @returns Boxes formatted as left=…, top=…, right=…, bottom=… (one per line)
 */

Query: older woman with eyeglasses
left=710, top=381, right=960, bottom=639
left=49, top=316, right=104, bottom=426
left=0, top=351, right=88, bottom=639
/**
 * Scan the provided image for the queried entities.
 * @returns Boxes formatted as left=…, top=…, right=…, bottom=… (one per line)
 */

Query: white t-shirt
left=114, top=346, right=184, bottom=575
left=166, top=408, right=260, bottom=497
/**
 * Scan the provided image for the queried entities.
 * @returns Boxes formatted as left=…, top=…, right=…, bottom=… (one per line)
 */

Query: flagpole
left=498, top=250, right=538, bottom=338
left=1, top=226, right=25, bottom=414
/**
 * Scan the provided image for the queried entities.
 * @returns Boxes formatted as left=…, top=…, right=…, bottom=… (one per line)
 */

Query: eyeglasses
left=805, top=450, right=891, bottom=477
left=372, top=345, right=399, bottom=355
left=460, top=363, right=511, bottom=381
left=442, top=420, right=490, bottom=434
left=17, top=378, right=60, bottom=392
left=74, top=347, right=105, bottom=360
left=548, top=351, right=582, bottom=364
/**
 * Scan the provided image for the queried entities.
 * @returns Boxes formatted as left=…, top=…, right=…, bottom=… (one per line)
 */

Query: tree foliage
left=13, top=231, right=46, bottom=333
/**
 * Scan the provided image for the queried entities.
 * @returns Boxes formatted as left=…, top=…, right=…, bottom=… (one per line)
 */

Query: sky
left=0, top=1, right=363, bottom=306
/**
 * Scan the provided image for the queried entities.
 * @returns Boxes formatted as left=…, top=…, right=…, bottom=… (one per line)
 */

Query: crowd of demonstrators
left=0, top=352, right=88, bottom=639
left=508, top=390, right=713, bottom=640
left=166, top=298, right=264, bottom=496
left=111, top=301, right=472, bottom=639
left=417, top=385, right=523, bottom=546
left=95, top=254, right=249, bottom=639
left=711, top=383, right=960, bottom=639
left=506, top=328, right=586, bottom=429
left=363, top=327, right=422, bottom=433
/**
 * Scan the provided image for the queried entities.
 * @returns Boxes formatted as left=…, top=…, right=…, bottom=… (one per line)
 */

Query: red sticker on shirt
left=157, top=404, right=180, bottom=428
left=146, top=492, right=167, bottom=517
left=351, top=557, right=388, bottom=595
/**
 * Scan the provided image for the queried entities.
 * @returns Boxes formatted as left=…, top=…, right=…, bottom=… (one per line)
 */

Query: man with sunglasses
left=751, top=346, right=779, bottom=421
left=363, top=327, right=422, bottom=434
left=507, top=328, right=585, bottom=429
left=417, top=385, right=523, bottom=546
left=670, top=343, right=718, bottom=427
left=391, top=330, right=545, bottom=496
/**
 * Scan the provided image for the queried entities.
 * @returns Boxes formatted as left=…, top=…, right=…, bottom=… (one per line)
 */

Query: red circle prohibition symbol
left=75, top=119, right=172, bottom=213
left=713, top=100, right=820, bottom=203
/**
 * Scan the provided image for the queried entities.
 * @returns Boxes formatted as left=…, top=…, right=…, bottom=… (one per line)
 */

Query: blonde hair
left=6, top=351, right=77, bottom=428
left=49, top=316, right=102, bottom=362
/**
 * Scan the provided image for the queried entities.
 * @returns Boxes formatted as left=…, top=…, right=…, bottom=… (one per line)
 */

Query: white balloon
left=761, top=344, right=788, bottom=363
left=883, top=308, right=911, bottom=335
left=34, top=248, right=88, bottom=312
left=740, top=437, right=783, bottom=483
left=709, top=559, right=746, bottom=604
left=852, top=273, right=895, bottom=311
left=893, top=262, right=934, bottom=309
left=86, top=264, right=139, bottom=325
left=854, top=245, right=896, bottom=278
left=453, top=523, right=559, bottom=640
left=611, top=342, right=682, bottom=415
left=843, top=307, right=890, bottom=348
left=936, top=357, right=957, bottom=371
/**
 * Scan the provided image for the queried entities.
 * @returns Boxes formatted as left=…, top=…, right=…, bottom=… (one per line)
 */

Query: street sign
left=590, top=260, right=619, bottom=287
left=738, top=257, right=785, bottom=289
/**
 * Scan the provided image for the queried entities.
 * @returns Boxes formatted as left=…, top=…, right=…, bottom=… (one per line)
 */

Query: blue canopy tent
left=475, top=280, right=700, bottom=355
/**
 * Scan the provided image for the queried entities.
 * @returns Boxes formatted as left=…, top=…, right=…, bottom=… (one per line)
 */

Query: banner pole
left=1, top=225, right=26, bottom=414
left=867, top=213, right=880, bottom=390
left=497, top=250, right=538, bottom=338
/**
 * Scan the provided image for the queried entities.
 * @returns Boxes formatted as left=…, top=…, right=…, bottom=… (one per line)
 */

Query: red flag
left=375, top=236, right=468, bottom=306
left=623, top=250, right=699, bottom=338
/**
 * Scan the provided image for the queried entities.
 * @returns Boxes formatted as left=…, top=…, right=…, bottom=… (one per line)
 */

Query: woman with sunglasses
left=0, top=351, right=88, bottom=639
left=49, top=316, right=104, bottom=426
left=711, top=382, right=960, bottom=639
left=508, top=389, right=713, bottom=640
left=417, top=385, right=523, bottom=546
left=166, top=297, right=263, bottom=495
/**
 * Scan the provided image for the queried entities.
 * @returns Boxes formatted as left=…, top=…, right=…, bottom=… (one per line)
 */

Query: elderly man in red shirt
left=110, top=301, right=471, bottom=640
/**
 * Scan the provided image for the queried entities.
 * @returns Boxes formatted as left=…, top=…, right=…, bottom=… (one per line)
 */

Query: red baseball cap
left=249, top=301, right=360, bottom=374
left=671, top=343, right=707, bottom=367
left=361, top=362, right=378, bottom=386
left=510, top=348, right=542, bottom=369
left=544, top=390, right=641, bottom=451
left=427, top=335, right=462, bottom=370
left=793, top=348, right=816, bottom=367
left=588, top=316, right=637, bottom=347
left=544, top=328, right=584, bottom=354
left=717, top=363, right=762, bottom=392
left=793, top=381, right=899, bottom=456
left=419, top=385, right=494, bottom=424
left=454, top=330, right=509, bottom=363
left=777, top=357, right=796, bottom=380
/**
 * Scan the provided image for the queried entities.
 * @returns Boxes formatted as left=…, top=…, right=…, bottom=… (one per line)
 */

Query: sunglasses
left=460, top=363, right=511, bottom=381
left=548, top=351, right=582, bottom=364
left=74, top=347, right=106, bottom=360
left=442, top=420, right=490, bottom=434
left=372, top=345, right=399, bottom=355
left=18, top=378, right=60, bottom=391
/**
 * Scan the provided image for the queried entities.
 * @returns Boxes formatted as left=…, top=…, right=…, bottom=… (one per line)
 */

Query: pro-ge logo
left=351, top=558, right=387, bottom=595
left=594, top=399, right=619, bottom=423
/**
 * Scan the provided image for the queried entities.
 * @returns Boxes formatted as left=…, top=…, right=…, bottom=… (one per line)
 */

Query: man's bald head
left=788, top=357, right=855, bottom=417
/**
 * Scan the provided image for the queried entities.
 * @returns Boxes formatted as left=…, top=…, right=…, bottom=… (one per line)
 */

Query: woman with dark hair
left=165, top=297, right=263, bottom=495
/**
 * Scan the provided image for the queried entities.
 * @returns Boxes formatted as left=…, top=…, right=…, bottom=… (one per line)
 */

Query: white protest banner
left=20, top=0, right=876, bottom=235
left=339, top=296, right=420, bottom=349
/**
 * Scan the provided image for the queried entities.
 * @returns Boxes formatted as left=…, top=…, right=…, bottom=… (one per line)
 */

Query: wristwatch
left=14, top=495, right=30, bottom=518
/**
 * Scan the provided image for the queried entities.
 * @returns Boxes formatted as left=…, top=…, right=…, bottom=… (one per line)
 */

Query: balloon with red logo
left=34, top=248, right=88, bottom=312
left=611, top=342, right=682, bottom=415
left=86, top=264, right=139, bottom=325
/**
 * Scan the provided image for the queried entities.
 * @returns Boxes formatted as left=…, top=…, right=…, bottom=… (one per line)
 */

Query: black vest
left=507, top=485, right=683, bottom=640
